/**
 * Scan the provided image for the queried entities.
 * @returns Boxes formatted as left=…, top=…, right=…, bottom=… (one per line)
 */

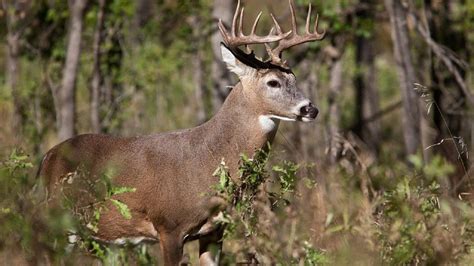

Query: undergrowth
left=213, top=149, right=328, bottom=264
left=0, top=148, right=473, bottom=264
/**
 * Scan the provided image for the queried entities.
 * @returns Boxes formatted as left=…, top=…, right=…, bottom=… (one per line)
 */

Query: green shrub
left=377, top=155, right=473, bottom=264
left=214, top=148, right=329, bottom=264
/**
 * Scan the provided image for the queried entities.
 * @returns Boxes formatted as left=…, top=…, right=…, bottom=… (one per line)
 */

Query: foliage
left=373, top=154, right=474, bottom=265
left=214, top=148, right=329, bottom=264
left=0, top=149, right=73, bottom=263
left=1, top=148, right=473, bottom=264
left=0, top=150, right=153, bottom=264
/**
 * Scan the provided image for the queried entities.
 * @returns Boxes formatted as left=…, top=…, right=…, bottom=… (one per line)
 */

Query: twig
left=349, top=100, right=402, bottom=131
left=414, top=83, right=471, bottom=191
left=402, top=5, right=474, bottom=106
left=424, top=137, right=469, bottom=159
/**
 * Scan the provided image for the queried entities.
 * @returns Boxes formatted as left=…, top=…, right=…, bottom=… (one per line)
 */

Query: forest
left=0, top=0, right=473, bottom=264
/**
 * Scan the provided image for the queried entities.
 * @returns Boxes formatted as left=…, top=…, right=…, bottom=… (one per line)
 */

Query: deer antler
left=218, top=0, right=292, bottom=49
left=266, top=0, right=326, bottom=65
left=218, top=0, right=325, bottom=68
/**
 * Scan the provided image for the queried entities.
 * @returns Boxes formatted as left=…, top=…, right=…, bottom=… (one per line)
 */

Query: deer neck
left=199, top=82, right=279, bottom=171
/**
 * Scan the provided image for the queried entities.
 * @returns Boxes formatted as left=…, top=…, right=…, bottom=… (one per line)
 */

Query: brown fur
left=38, top=39, right=320, bottom=264
left=38, top=79, right=293, bottom=264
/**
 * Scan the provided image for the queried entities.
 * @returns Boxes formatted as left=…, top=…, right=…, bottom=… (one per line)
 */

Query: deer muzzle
left=298, top=102, right=319, bottom=121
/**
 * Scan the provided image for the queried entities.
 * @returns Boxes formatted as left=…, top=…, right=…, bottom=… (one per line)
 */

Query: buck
left=38, top=0, right=325, bottom=264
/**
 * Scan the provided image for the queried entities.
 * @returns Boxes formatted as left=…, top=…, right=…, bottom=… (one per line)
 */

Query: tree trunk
left=4, top=0, right=23, bottom=136
left=58, top=0, right=87, bottom=141
left=211, top=0, right=234, bottom=113
left=354, top=0, right=381, bottom=156
left=100, top=21, right=124, bottom=133
left=135, top=0, right=154, bottom=28
left=293, top=58, right=319, bottom=163
left=189, top=15, right=208, bottom=124
left=193, top=52, right=207, bottom=124
left=384, top=0, right=422, bottom=157
left=90, top=0, right=106, bottom=133
left=132, top=0, right=155, bottom=44
left=327, top=55, right=344, bottom=164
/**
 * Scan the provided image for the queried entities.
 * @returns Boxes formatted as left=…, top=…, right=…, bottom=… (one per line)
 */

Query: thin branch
left=402, top=4, right=474, bottom=106
left=349, top=100, right=402, bottom=131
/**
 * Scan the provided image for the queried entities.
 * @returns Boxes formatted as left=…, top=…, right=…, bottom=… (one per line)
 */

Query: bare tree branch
left=349, top=100, right=402, bottom=131
left=402, top=3, right=474, bottom=106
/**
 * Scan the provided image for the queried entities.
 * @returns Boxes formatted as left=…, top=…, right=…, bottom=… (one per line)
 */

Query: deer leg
left=199, top=228, right=223, bottom=266
left=159, top=233, right=184, bottom=266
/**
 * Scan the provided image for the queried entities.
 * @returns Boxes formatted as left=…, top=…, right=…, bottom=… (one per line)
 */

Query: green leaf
left=90, top=240, right=107, bottom=259
left=109, top=199, right=132, bottom=220
left=109, top=186, right=136, bottom=196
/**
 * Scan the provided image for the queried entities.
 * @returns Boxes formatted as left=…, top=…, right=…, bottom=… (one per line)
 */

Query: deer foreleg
left=159, top=233, right=184, bottom=266
left=198, top=228, right=223, bottom=266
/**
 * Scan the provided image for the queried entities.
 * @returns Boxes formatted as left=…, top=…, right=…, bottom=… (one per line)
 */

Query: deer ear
left=220, top=44, right=253, bottom=77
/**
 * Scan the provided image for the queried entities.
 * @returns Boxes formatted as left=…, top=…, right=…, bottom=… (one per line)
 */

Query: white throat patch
left=259, top=115, right=280, bottom=133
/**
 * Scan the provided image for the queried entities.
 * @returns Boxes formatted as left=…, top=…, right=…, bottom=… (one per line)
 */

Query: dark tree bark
left=100, top=22, right=124, bottom=133
left=189, top=15, right=208, bottom=124
left=90, top=0, right=106, bottom=133
left=327, top=50, right=344, bottom=164
left=193, top=51, right=207, bottom=124
left=211, top=0, right=234, bottom=113
left=135, top=0, right=154, bottom=28
left=132, top=0, right=155, bottom=44
left=3, top=0, right=27, bottom=136
left=58, top=0, right=87, bottom=141
left=384, top=0, right=422, bottom=157
left=292, top=58, right=319, bottom=163
left=425, top=0, right=471, bottom=193
left=6, top=17, right=22, bottom=134
left=354, top=0, right=381, bottom=156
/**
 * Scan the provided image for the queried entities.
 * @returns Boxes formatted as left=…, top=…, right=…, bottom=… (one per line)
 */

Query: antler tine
left=250, top=11, right=262, bottom=35
left=218, top=1, right=292, bottom=49
left=218, top=19, right=230, bottom=44
left=231, top=0, right=241, bottom=37
left=269, top=0, right=326, bottom=63
left=268, top=27, right=275, bottom=36
left=270, top=13, right=284, bottom=35
left=314, top=13, right=325, bottom=37
left=306, top=4, right=312, bottom=34
left=238, top=7, right=245, bottom=37
left=265, top=42, right=281, bottom=64
left=289, top=0, right=298, bottom=34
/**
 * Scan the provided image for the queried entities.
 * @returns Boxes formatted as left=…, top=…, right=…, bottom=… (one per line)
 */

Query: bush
left=0, top=149, right=472, bottom=265
left=213, top=148, right=329, bottom=264
left=377, top=155, right=474, bottom=264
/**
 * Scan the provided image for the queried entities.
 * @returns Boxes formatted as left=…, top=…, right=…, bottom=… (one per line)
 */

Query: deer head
left=218, top=0, right=325, bottom=123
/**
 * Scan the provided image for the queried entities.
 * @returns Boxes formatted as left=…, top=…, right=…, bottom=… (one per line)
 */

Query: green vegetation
left=1, top=148, right=472, bottom=264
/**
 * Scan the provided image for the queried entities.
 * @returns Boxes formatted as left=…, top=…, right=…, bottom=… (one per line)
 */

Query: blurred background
left=0, top=0, right=473, bottom=264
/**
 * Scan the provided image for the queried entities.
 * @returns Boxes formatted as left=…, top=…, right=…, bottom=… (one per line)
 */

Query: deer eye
left=267, top=80, right=281, bottom=88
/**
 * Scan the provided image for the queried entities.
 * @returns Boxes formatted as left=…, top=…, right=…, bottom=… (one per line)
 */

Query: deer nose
left=300, top=103, right=319, bottom=119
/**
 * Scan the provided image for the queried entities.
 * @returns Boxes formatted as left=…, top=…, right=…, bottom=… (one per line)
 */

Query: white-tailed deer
left=38, top=0, right=325, bottom=264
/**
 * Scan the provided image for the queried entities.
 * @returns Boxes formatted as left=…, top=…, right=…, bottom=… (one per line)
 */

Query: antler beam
left=218, top=0, right=292, bottom=48
left=218, top=0, right=326, bottom=67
